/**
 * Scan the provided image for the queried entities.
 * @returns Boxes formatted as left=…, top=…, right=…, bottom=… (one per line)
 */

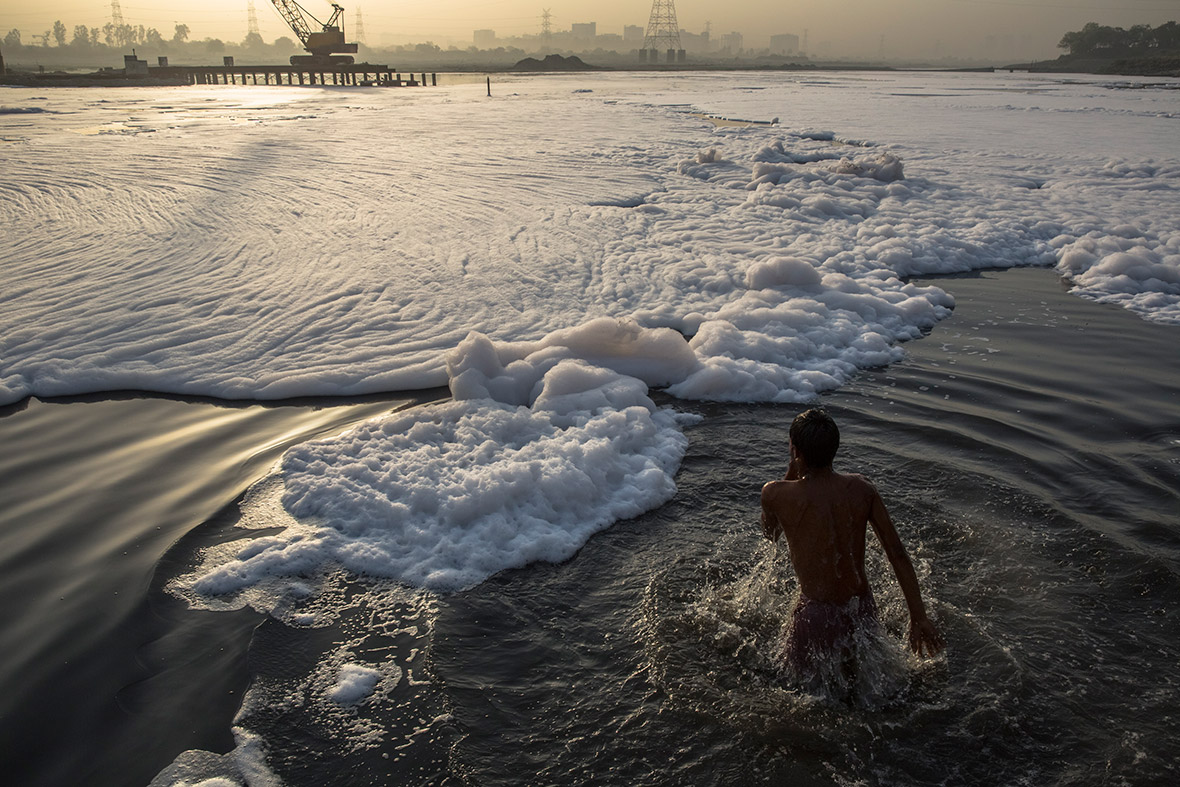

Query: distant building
left=473, top=29, right=496, bottom=48
left=124, top=53, right=148, bottom=76
left=571, top=22, right=597, bottom=41
left=719, top=32, right=743, bottom=54
left=598, top=33, right=622, bottom=48
left=679, top=29, right=710, bottom=53
left=769, top=33, right=799, bottom=55
left=623, top=25, right=644, bottom=45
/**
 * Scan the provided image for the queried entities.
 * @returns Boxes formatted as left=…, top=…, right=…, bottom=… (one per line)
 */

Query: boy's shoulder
left=761, top=478, right=792, bottom=494
left=839, top=472, right=879, bottom=498
left=761, top=477, right=802, bottom=503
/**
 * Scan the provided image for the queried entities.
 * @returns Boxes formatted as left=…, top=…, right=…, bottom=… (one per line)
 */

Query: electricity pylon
left=642, top=0, right=683, bottom=62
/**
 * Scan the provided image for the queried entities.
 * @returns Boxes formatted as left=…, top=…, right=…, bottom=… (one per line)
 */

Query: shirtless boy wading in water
left=761, top=409, right=943, bottom=676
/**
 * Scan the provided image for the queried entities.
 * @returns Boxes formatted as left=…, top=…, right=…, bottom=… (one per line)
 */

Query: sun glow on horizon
left=3, top=0, right=1177, bottom=61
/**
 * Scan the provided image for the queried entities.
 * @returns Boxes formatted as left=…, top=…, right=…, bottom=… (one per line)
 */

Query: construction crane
left=270, top=1, right=359, bottom=66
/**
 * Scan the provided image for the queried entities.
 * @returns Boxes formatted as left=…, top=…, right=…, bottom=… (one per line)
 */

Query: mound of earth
left=512, top=54, right=601, bottom=72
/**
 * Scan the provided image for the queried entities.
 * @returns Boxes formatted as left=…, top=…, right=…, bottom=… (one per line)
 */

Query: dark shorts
left=783, top=591, right=879, bottom=675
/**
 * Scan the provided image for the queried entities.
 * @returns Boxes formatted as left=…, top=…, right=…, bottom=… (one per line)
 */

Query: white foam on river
left=4, top=73, right=1178, bottom=410
left=177, top=355, right=695, bottom=595
left=5, top=71, right=1179, bottom=604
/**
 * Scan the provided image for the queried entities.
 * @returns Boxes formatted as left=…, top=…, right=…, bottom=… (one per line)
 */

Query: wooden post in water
left=486, top=76, right=491, bottom=97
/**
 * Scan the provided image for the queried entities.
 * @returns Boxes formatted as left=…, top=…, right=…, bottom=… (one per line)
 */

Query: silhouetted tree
left=173, top=23, right=190, bottom=43
left=1059, top=21, right=1180, bottom=56
left=1155, top=21, right=1179, bottom=49
left=71, top=24, right=90, bottom=47
left=53, top=20, right=66, bottom=47
left=4, top=29, right=20, bottom=47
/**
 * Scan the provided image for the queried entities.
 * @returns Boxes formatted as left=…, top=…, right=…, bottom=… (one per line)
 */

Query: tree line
left=2, top=21, right=299, bottom=63
left=1058, top=21, right=1180, bottom=57
left=5, top=22, right=191, bottom=50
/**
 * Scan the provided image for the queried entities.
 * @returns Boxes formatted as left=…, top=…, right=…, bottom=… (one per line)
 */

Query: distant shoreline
left=1004, top=54, right=1180, bottom=78
left=4, top=55, right=1177, bottom=88
left=0, top=62, right=991, bottom=88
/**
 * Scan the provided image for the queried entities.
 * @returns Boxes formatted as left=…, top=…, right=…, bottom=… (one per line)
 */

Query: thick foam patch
left=175, top=359, right=694, bottom=597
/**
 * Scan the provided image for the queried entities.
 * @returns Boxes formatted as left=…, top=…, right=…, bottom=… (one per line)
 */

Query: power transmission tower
left=642, top=0, right=683, bottom=63
left=247, top=0, right=260, bottom=36
left=110, top=0, right=129, bottom=49
left=541, top=8, right=552, bottom=46
left=355, top=6, right=366, bottom=45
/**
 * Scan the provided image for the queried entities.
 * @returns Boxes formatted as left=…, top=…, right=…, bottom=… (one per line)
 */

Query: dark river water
left=2, top=267, right=1177, bottom=786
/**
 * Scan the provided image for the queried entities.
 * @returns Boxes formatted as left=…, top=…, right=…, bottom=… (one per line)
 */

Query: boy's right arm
left=760, top=483, right=782, bottom=541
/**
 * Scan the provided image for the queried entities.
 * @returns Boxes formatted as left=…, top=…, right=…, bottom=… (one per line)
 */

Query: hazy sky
left=5, top=1, right=1180, bottom=59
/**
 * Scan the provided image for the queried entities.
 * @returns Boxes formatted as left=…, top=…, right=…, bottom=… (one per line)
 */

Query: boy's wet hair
left=790, top=408, right=840, bottom=468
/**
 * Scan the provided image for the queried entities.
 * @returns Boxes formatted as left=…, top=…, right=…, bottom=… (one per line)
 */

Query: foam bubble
left=176, top=357, right=694, bottom=598
left=328, top=663, right=384, bottom=706
left=1056, top=233, right=1180, bottom=323
left=148, top=728, right=278, bottom=787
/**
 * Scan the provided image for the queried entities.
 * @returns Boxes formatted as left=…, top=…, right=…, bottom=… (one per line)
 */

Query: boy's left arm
left=867, top=483, right=944, bottom=657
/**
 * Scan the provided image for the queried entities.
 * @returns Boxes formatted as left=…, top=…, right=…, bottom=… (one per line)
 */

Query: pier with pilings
left=149, top=62, right=436, bottom=88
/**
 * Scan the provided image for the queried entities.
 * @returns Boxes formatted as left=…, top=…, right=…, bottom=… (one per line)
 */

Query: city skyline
left=4, top=1, right=1179, bottom=60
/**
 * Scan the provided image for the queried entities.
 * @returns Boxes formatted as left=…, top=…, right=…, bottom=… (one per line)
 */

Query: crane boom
left=269, top=0, right=358, bottom=65
left=271, top=0, right=314, bottom=43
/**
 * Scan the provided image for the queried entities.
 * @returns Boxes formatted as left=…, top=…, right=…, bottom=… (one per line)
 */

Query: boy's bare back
left=761, top=409, right=943, bottom=658
left=761, top=469, right=878, bottom=605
